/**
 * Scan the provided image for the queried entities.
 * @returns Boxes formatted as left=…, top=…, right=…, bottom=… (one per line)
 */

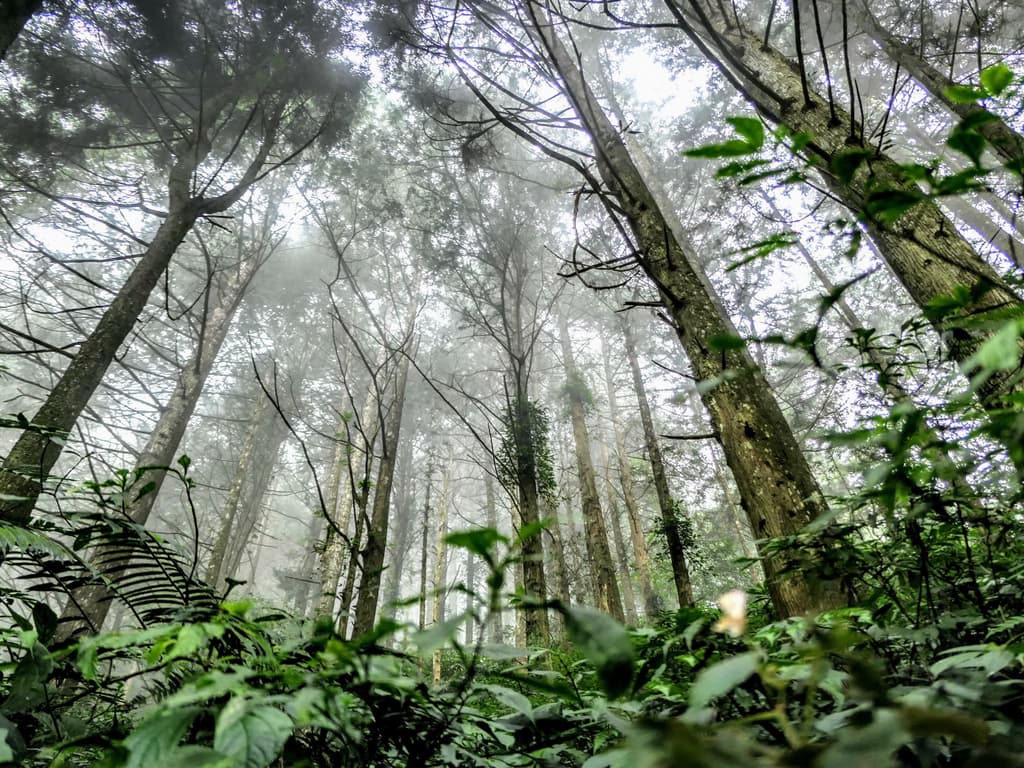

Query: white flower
left=712, top=589, right=747, bottom=637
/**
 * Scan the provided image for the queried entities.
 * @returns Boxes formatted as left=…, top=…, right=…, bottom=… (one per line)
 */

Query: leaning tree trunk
left=53, top=262, right=257, bottom=641
left=0, top=0, right=41, bottom=60
left=670, top=7, right=1023, bottom=411
left=525, top=6, right=838, bottom=616
left=621, top=316, right=695, bottom=609
left=602, top=337, right=659, bottom=618
left=852, top=0, right=1024, bottom=168
left=558, top=313, right=625, bottom=622
left=0, top=96, right=280, bottom=525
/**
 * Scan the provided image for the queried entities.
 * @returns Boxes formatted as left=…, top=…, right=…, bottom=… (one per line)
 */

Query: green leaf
left=689, top=652, right=761, bottom=709
left=482, top=684, right=534, bottom=718
left=685, top=139, right=758, bottom=159
left=864, top=188, right=923, bottom=225
left=972, top=320, right=1022, bottom=371
left=831, top=148, right=873, bottom=185
left=707, top=334, right=747, bottom=351
left=947, top=129, right=986, bottom=166
left=980, top=63, right=1014, bottom=96
left=445, top=527, right=506, bottom=561
left=944, top=84, right=986, bottom=103
left=123, top=707, right=201, bottom=768
left=414, top=611, right=469, bottom=655
left=214, top=699, right=293, bottom=768
left=0, top=723, right=15, bottom=763
left=563, top=606, right=634, bottom=698
left=725, top=116, right=764, bottom=149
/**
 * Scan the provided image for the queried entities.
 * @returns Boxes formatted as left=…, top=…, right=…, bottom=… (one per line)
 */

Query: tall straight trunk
left=318, top=386, right=378, bottom=620
left=219, top=428, right=286, bottom=587
left=558, top=314, right=625, bottom=622
left=509, top=380, right=550, bottom=643
left=206, top=396, right=275, bottom=588
left=0, top=99, right=279, bottom=524
left=600, top=440, right=638, bottom=624
left=337, top=493, right=369, bottom=636
left=542, top=494, right=572, bottom=638
left=54, top=265, right=255, bottom=641
left=464, top=547, right=476, bottom=645
left=352, top=351, right=413, bottom=636
left=382, top=438, right=417, bottom=627
left=622, top=318, right=695, bottom=609
left=431, top=466, right=451, bottom=684
left=525, top=8, right=836, bottom=616
left=208, top=417, right=288, bottom=591
left=0, top=0, right=42, bottom=60
left=294, top=515, right=324, bottom=617
left=484, top=473, right=503, bottom=643
left=601, top=338, right=658, bottom=618
left=852, top=1, right=1024, bottom=168
left=418, top=469, right=434, bottom=632
left=316, top=433, right=352, bottom=619
left=672, top=8, right=1023, bottom=410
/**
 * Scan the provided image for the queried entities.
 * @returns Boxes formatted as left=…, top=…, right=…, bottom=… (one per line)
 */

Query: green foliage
left=497, top=397, right=558, bottom=504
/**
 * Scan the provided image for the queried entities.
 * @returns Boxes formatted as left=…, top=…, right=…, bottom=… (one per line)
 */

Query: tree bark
left=621, top=317, right=695, bottom=609
left=674, top=10, right=1023, bottom=410
left=600, top=439, right=638, bottom=624
left=352, top=351, right=413, bottom=636
left=558, top=313, right=625, bottom=622
left=0, top=0, right=42, bottom=60
left=53, top=261, right=256, bottom=641
left=431, top=465, right=451, bottom=684
left=602, top=337, right=659, bottom=619
left=208, top=415, right=288, bottom=592
left=484, top=473, right=503, bottom=643
left=525, top=7, right=838, bottom=616
left=852, top=1, right=1024, bottom=168
left=0, top=95, right=283, bottom=524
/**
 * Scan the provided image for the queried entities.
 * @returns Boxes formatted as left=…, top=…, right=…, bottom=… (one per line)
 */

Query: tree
left=442, top=0, right=842, bottom=615
left=0, top=0, right=362, bottom=524
left=557, top=311, right=624, bottom=621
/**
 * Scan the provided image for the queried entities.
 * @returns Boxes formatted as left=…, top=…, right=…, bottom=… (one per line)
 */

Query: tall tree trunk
left=558, top=314, right=625, bottom=622
left=0, top=100, right=279, bottom=524
left=523, top=8, right=837, bottom=615
left=352, top=351, right=413, bottom=636
left=602, top=337, right=659, bottom=618
left=294, top=515, right=323, bottom=617
left=484, top=473, right=503, bottom=643
left=621, top=317, right=695, bottom=609
left=206, top=396, right=274, bottom=588
left=431, top=465, right=451, bottom=684
left=0, top=0, right=41, bottom=60
left=509, top=378, right=550, bottom=643
left=852, top=0, right=1024, bottom=168
left=418, top=467, right=434, bottom=632
left=318, top=385, right=379, bottom=620
left=672, top=8, right=1023, bottom=410
left=208, top=416, right=288, bottom=592
left=600, top=439, right=639, bottom=624
left=53, top=265, right=255, bottom=641
left=464, top=546, right=476, bottom=645
left=383, top=437, right=417, bottom=620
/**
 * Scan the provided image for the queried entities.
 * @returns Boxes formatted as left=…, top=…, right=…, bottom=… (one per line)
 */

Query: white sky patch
left=616, top=52, right=705, bottom=118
